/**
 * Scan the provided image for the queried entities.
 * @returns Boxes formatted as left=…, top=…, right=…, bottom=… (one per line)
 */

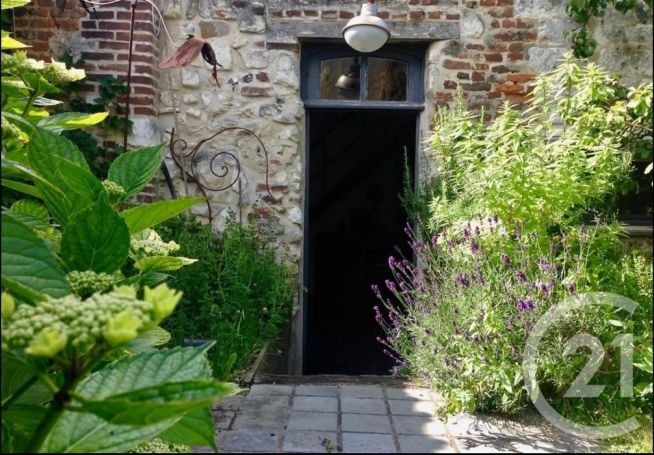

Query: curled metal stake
left=166, top=127, right=278, bottom=222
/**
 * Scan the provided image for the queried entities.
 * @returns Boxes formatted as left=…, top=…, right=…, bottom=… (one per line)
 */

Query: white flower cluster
left=131, top=229, right=180, bottom=258
left=2, top=288, right=153, bottom=356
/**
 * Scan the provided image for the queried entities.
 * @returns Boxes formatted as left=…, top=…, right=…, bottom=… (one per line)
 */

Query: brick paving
left=196, top=383, right=600, bottom=453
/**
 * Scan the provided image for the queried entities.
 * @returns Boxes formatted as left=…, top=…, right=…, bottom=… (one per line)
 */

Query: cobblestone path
left=197, top=382, right=599, bottom=453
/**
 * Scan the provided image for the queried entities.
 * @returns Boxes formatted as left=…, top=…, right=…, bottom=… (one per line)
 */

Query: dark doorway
left=304, top=109, right=417, bottom=375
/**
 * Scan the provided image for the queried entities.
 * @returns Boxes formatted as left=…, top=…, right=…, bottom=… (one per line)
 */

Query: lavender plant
left=374, top=220, right=652, bottom=419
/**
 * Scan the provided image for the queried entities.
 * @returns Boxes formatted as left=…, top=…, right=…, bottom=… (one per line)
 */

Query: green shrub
left=159, top=216, right=294, bottom=380
left=379, top=55, right=653, bottom=435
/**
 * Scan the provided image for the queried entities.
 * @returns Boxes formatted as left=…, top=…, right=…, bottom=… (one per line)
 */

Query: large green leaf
left=134, top=256, right=197, bottom=274
left=159, top=408, right=216, bottom=448
left=42, top=346, right=216, bottom=453
left=37, top=112, right=108, bottom=134
left=1, top=0, right=32, bottom=9
left=74, top=380, right=238, bottom=425
left=120, top=197, right=204, bottom=234
left=1, top=212, right=69, bottom=298
left=1, top=179, right=43, bottom=199
left=28, top=126, right=90, bottom=178
left=1, top=35, right=29, bottom=50
left=9, top=199, right=50, bottom=231
left=60, top=196, right=130, bottom=273
left=108, top=144, right=164, bottom=197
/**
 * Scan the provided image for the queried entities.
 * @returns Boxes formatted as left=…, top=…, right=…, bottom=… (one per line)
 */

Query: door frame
left=300, top=107, right=423, bottom=374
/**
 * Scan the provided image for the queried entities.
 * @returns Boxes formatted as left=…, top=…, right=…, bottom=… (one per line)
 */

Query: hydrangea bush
left=1, top=3, right=238, bottom=452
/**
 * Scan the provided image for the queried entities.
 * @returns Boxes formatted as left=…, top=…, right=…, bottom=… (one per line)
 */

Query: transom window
left=301, top=43, right=426, bottom=109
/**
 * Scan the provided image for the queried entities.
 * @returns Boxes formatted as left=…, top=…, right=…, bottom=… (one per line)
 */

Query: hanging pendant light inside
left=342, top=1, right=390, bottom=53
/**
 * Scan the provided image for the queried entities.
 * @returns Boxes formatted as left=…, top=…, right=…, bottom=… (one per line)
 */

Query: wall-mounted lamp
left=342, top=1, right=390, bottom=53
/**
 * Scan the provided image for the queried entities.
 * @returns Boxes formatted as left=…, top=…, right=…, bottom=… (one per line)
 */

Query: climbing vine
left=566, top=0, right=652, bottom=58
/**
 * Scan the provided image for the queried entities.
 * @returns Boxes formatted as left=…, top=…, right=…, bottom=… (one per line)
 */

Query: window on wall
left=301, top=42, right=426, bottom=108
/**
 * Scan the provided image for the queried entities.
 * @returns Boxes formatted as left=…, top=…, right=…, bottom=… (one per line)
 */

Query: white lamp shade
left=342, top=2, right=390, bottom=53
left=343, top=25, right=389, bottom=53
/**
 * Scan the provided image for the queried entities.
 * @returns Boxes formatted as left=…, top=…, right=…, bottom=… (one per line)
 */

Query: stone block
left=283, top=430, right=338, bottom=453
left=292, top=396, right=338, bottom=413
left=232, top=394, right=290, bottom=429
left=393, top=415, right=446, bottom=436
left=199, top=20, right=230, bottom=38
left=181, top=69, right=200, bottom=88
left=341, top=398, right=387, bottom=415
left=205, top=38, right=232, bottom=70
left=295, top=385, right=338, bottom=397
left=397, top=435, right=454, bottom=453
left=527, top=47, right=567, bottom=73
left=215, top=428, right=280, bottom=453
left=342, top=413, right=392, bottom=434
left=248, top=384, right=294, bottom=396
left=340, top=385, right=384, bottom=399
left=342, top=432, right=397, bottom=453
left=388, top=399, right=436, bottom=416
left=287, top=411, right=338, bottom=431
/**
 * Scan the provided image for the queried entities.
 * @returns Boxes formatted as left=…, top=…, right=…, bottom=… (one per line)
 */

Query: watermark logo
left=523, top=292, right=641, bottom=439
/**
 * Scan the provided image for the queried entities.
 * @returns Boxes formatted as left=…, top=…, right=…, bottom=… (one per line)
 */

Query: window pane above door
left=320, top=57, right=361, bottom=100
left=367, top=58, right=407, bottom=101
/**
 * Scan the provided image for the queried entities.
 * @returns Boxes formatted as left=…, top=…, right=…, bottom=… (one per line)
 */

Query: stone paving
left=197, top=383, right=600, bottom=453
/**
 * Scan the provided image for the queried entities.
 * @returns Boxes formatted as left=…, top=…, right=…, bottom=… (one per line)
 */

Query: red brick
left=410, top=10, right=425, bottom=20
left=97, top=63, right=128, bottom=72
left=127, top=96, right=153, bottom=106
left=321, top=10, right=337, bottom=19
left=475, top=63, right=490, bottom=70
left=98, top=20, right=131, bottom=31
left=485, top=53, right=502, bottom=62
left=409, top=0, right=421, bottom=4
left=81, top=31, right=114, bottom=40
left=286, top=10, right=301, bottom=17
left=256, top=72, right=270, bottom=82
left=116, top=11, right=152, bottom=21
left=115, top=32, right=153, bottom=42
left=81, top=20, right=96, bottom=29
left=495, top=81, right=524, bottom=94
left=457, top=72, right=470, bottom=80
left=117, top=53, right=155, bottom=65
left=304, top=10, right=319, bottom=17
left=489, top=7, right=513, bottom=18
left=378, top=11, right=390, bottom=19
left=339, top=10, right=355, bottom=19
left=435, top=92, right=453, bottom=101
left=516, top=18, right=531, bottom=28
left=427, top=11, right=442, bottom=19
left=392, top=13, right=408, bottom=19
left=466, top=44, right=485, bottom=50
left=491, top=19, right=500, bottom=28
left=443, top=59, right=471, bottom=69
left=444, top=80, right=457, bottom=89
left=422, top=0, right=439, bottom=4
left=491, top=65, right=510, bottom=73
left=507, top=52, right=523, bottom=61
left=472, top=71, right=486, bottom=82
left=134, top=65, right=158, bottom=77
left=507, top=73, right=534, bottom=83
left=501, top=19, right=515, bottom=28
left=461, top=82, right=492, bottom=91
left=480, top=0, right=496, bottom=5
left=496, top=0, right=513, bottom=5
left=446, top=13, right=460, bottom=20
left=134, top=86, right=156, bottom=95
left=133, top=107, right=156, bottom=116
left=135, top=44, right=155, bottom=54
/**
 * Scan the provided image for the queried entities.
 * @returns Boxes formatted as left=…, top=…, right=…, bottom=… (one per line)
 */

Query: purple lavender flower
left=431, top=234, right=439, bottom=246
left=525, top=299, right=535, bottom=310
left=371, top=284, right=380, bottom=296
left=455, top=272, right=470, bottom=288
left=463, top=227, right=471, bottom=240
left=385, top=280, right=396, bottom=292
left=517, top=299, right=527, bottom=311
left=475, top=226, right=481, bottom=236
left=399, top=282, right=408, bottom=292
left=566, top=283, right=576, bottom=294
left=538, top=258, right=553, bottom=272
left=471, top=240, right=480, bottom=254
left=388, top=256, right=397, bottom=269
left=373, top=306, right=383, bottom=323
left=516, top=269, right=527, bottom=283
left=501, top=253, right=511, bottom=266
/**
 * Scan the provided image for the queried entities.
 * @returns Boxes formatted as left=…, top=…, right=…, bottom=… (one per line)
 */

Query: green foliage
left=1, top=7, right=234, bottom=451
left=427, top=55, right=652, bottom=233
left=565, top=0, right=651, bottom=58
left=159, top=216, right=295, bottom=380
left=129, top=438, right=190, bottom=453
left=383, top=56, right=653, bottom=433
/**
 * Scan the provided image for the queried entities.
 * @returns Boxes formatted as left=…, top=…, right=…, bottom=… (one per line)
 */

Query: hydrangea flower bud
left=25, top=329, right=67, bottom=358
left=144, top=283, right=182, bottom=323
left=2, top=292, right=15, bottom=319
left=102, top=180, right=127, bottom=202
left=103, top=310, right=142, bottom=346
